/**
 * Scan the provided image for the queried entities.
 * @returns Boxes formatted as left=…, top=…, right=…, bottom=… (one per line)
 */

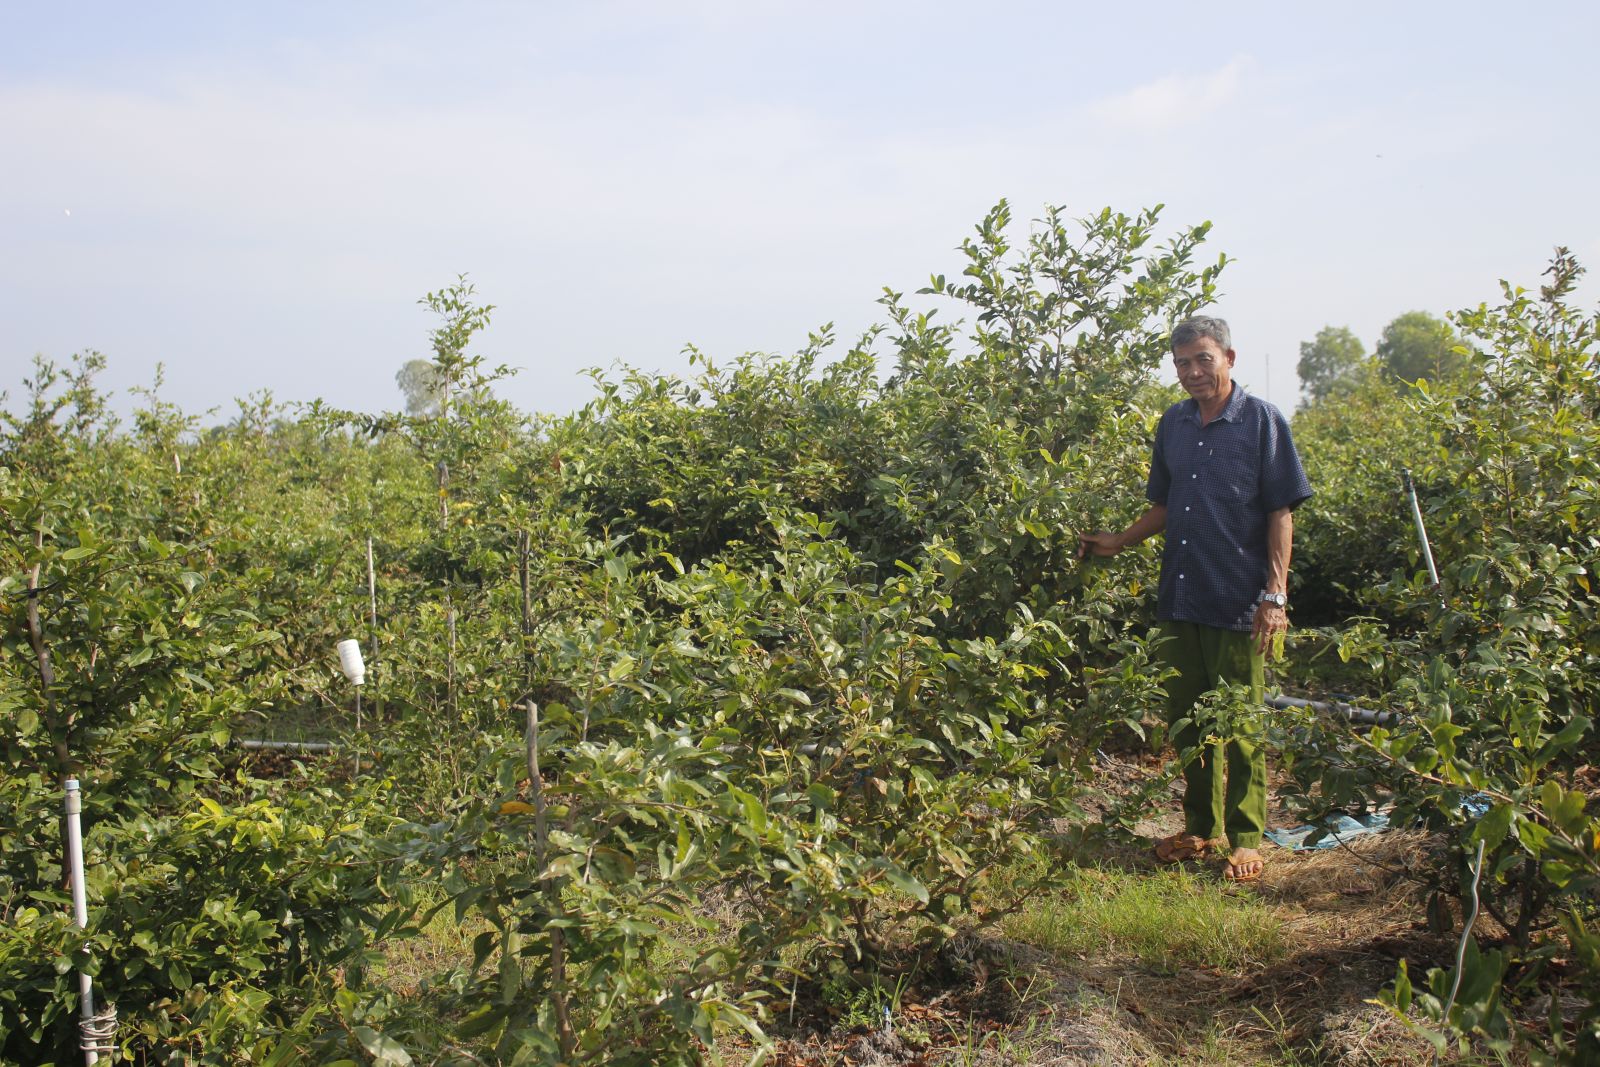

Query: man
left=1078, top=316, right=1312, bottom=882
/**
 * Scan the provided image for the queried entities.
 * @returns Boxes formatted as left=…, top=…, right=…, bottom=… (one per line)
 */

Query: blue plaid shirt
left=1145, top=386, right=1312, bottom=632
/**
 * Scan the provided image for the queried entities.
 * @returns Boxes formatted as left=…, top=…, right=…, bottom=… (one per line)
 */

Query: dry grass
left=980, top=749, right=1454, bottom=1066
left=1047, top=828, right=1449, bottom=1066
left=378, top=892, right=491, bottom=995
left=1267, top=829, right=1436, bottom=904
left=748, top=826, right=1451, bottom=1065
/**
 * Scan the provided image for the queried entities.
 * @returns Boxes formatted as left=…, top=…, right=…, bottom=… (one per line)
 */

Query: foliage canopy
left=3, top=214, right=1598, bottom=1064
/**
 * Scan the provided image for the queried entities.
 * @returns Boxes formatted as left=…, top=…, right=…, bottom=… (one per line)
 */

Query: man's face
left=1172, top=336, right=1236, bottom=406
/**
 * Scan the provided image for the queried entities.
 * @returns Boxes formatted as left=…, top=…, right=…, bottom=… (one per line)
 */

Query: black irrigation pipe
left=234, top=739, right=341, bottom=754
left=1266, top=693, right=1399, bottom=726
left=232, top=738, right=404, bottom=757
left=233, top=696, right=1398, bottom=757
left=1263, top=470, right=1440, bottom=731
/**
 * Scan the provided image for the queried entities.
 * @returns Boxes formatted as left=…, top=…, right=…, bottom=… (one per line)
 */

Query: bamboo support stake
left=366, top=536, right=381, bottom=721
left=27, top=520, right=74, bottom=779
left=525, top=701, right=573, bottom=1060
left=446, top=596, right=457, bottom=721
left=518, top=531, right=533, bottom=691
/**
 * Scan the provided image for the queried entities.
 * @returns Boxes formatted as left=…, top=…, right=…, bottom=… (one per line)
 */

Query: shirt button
left=1185, top=506, right=1191, bottom=512
left=1198, top=441, right=1204, bottom=446
left=1191, top=474, right=1197, bottom=479
left=1179, top=573, right=1185, bottom=579
left=1181, top=539, right=1187, bottom=545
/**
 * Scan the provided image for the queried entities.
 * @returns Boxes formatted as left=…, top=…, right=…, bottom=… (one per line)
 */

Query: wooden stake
left=519, top=530, right=533, bottom=692
left=525, top=700, right=573, bottom=1059
left=367, top=536, right=381, bottom=721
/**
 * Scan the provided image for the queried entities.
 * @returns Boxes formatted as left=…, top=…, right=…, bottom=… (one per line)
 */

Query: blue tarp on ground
left=1265, top=794, right=1493, bottom=851
left=1264, top=812, right=1391, bottom=851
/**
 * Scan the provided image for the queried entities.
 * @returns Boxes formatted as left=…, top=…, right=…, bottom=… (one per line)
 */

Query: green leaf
left=1534, top=715, right=1591, bottom=766
left=875, top=861, right=929, bottom=904
left=589, top=846, right=637, bottom=882
left=260, top=1038, right=305, bottom=1067
left=470, top=930, right=495, bottom=970
left=1543, top=859, right=1575, bottom=889
left=1473, top=803, right=1513, bottom=851
left=730, top=787, right=768, bottom=833
left=1553, top=791, right=1589, bottom=836
left=455, top=1003, right=507, bottom=1040
left=1519, top=820, right=1551, bottom=857
left=352, top=1026, right=414, bottom=1067
left=1392, top=958, right=1413, bottom=1013
left=496, top=942, right=521, bottom=1004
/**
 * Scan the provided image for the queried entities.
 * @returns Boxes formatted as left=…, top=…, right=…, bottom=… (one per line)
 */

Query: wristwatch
left=1260, top=592, right=1288, bottom=609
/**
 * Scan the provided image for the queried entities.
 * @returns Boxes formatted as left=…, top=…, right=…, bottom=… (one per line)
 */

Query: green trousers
left=1160, top=621, right=1267, bottom=849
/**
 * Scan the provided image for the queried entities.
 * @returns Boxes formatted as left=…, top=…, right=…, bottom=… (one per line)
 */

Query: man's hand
left=1077, top=531, right=1123, bottom=560
left=1078, top=506, right=1165, bottom=561
left=1252, top=601, right=1288, bottom=657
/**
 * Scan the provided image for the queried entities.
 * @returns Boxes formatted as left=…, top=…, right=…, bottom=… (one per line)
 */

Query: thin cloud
left=1088, top=58, right=1249, bottom=129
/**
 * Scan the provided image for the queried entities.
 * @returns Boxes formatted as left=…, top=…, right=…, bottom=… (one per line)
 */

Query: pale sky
left=4, top=2, right=1597, bottom=422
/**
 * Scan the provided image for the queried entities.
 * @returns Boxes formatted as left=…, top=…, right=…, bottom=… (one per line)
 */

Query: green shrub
left=1290, top=363, right=1437, bottom=626
left=1281, top=250, right=1600, bottom=1063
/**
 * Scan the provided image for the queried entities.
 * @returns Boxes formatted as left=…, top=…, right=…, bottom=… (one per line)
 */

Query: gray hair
left=1170, top=316, right=1231, bottom=354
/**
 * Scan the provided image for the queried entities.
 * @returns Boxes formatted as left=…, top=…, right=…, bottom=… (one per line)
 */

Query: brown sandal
left=1223, top=847, right=1265, bottom=882
left=1153, top=833, right=1224, bottom=863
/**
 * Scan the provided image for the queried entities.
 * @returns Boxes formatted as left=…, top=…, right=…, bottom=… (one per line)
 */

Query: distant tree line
left=1296, top=310, right=1466, bottom=406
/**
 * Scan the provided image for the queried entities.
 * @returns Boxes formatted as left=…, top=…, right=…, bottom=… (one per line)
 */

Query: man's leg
left=1205, top=627, right=1268, bottom=866
left=1160, top=622, right=1225, bottom=842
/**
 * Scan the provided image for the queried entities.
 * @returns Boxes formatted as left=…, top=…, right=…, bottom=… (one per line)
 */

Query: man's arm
left=1077, top=504, right=1167, bottom=559
left=1252, top=506, right=1293, bottom=653
left=1263, top=506, right=1293, bottom=594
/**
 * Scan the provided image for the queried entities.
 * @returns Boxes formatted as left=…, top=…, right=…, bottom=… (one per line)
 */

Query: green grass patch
left=1002, top=865, right=1287, bottom=974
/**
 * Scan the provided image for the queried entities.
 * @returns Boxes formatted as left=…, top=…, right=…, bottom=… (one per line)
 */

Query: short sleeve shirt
left=1145, top=386, right=1312, bottom=632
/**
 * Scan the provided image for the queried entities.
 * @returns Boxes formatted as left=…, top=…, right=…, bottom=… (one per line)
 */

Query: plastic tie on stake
left=80, top=1003, right=118, bottom=1055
